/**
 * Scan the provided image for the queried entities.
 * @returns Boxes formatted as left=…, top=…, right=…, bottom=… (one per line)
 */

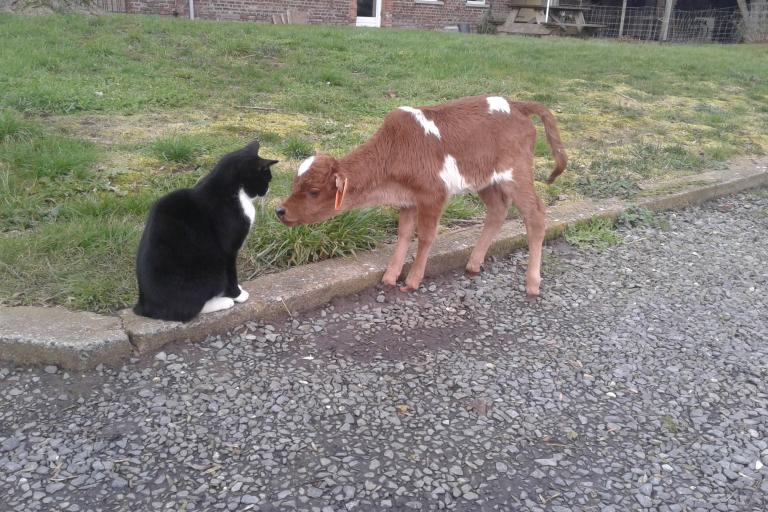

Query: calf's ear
left=333, top=173, right=348, bottom=210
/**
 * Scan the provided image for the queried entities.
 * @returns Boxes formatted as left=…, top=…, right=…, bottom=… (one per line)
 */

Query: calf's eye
left=308, top=190, right=320, bottom=198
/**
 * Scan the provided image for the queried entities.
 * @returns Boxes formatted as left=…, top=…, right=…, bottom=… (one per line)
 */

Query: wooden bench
left=497, top=2, right=604, bottom=37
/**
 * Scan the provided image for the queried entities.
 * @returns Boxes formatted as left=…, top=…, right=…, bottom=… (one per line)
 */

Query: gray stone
left=1, top=437, right=20, bottom=452
left=111, top=477, right=128, bottom=489
left=636, top=494, right=653, bottom=508
left=306, top=486, right=323, bottom=498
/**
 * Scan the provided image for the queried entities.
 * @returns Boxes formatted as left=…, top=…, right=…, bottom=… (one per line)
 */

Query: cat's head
left=217, top=141, right=278, bottom=198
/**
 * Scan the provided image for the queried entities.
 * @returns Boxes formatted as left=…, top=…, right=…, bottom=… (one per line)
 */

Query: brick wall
left=126, top=0, right=492, bottom=29
left=385, top=0, right=489, bottom=29
left=127, top=0, right=355, bottom=24
left=127, top=0, right=182, bottom=16
left=196, top=0, right=353, bottom=24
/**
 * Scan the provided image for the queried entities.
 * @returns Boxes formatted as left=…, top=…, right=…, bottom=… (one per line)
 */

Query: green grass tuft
left=243, top=207, right=396, bottom=271
left=618, top=207, right=670, bottom=230
left=281, top=136, right=314, bottom=160
left=0, top=110, right=40, bottom=143
left=149, top=134, right=201, bottom=164
left=564, top=217, right=621, bottom=251
left=443, top=195, right=485, bottom=222
left=661, top=415, right=680, bottom=434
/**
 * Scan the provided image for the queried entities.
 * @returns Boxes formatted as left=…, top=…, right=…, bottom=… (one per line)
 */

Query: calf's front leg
left=382, top=207, right=417, bottom=286
left=401, top=206, right=441, bottom=292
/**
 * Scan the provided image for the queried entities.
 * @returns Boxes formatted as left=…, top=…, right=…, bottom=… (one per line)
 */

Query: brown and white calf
left=277, top=95, right=567, bottom=296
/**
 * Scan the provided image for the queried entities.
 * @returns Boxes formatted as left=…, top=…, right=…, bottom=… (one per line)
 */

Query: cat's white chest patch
left=238, top=188, right=256, bottom=225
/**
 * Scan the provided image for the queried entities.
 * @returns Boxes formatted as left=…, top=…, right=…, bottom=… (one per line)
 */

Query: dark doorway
left=357, top=0, right=374, bottom=17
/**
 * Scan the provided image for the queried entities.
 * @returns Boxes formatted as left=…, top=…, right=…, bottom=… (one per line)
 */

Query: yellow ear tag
left=335, top=178, right=348, bottom=211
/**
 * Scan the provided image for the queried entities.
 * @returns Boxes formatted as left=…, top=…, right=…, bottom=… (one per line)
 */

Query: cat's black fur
left=134, top=141, right=276, bottom=322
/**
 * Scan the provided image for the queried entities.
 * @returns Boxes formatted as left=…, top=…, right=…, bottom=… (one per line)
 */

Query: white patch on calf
left=490, top=168, right=514, bottom=185
left=297, top=156, right=315, bottom=176
left=238, top=188, right=256, bottom=226
left=399, top=107, right=441, bottom=139
left=440, top=155, right=471, bottom=195
left=487, top=96, right=511, bottom=114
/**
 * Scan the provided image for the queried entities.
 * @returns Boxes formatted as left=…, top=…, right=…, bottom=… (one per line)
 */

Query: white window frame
left=356, top=0, right=383, bottom=27
left=466, top=0, right=487, bottom=6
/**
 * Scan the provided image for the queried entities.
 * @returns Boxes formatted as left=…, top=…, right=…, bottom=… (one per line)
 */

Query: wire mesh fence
left=96, top=0, right=127, bottom=13
left=583, top=5, right=749, bottom=43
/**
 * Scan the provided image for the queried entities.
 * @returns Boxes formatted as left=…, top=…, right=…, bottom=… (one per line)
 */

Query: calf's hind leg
left=507, top=180, right=546, bottom=297
left=382, top=207, right=417, bottom=286
left=466, top=185, right=510, bottom=275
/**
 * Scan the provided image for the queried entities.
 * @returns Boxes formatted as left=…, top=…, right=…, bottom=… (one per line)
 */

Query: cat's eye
left=308, top=190, right=320, bottom=198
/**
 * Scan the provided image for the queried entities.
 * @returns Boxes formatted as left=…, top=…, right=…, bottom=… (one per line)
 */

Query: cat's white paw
left=234, top=285, right=249, bottom=303
left=201, top=296, right=235, bottom=314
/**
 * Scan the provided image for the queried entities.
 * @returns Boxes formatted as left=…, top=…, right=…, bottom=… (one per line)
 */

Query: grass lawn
left=1, top=13, right=766, bottom=312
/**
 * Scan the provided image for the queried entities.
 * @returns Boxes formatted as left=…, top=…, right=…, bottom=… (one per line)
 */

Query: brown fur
left=278, top=96, right=567, bottom=295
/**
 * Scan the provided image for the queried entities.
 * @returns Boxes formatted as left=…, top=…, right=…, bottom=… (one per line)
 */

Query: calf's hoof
left=525, top=273, right=541, bottom=299
left=399, top=277, right=422, bottom=292
left=381, top=273, right=398, bottom=287
left=465, top=263, right=483, bottom=277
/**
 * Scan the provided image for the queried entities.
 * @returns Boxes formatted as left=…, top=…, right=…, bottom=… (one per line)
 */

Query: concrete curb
left=0, top=306, right=132, bottom=370
left=2, top=158, right=766, bottom=369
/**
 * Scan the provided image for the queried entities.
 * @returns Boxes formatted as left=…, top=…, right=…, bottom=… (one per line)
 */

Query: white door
left=356, top=0, right=381, bottom=27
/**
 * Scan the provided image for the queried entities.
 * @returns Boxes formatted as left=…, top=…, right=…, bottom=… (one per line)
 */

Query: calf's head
left=277, top=154, right=346, bottom=226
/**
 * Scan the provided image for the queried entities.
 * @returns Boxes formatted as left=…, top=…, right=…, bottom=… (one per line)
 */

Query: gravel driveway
left=2, top=192, right=767, bottom=512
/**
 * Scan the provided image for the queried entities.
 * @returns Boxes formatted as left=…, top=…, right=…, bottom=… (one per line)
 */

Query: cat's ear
left=260, top=159, right=279, bottom=168
left=245, top=140, right=261, bottom=154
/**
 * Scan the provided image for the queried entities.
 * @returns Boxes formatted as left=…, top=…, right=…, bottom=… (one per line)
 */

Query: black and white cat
left=134, top=141, right=277, bottom=322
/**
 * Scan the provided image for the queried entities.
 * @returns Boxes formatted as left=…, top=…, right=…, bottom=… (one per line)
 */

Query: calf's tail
left=510, top=101, right=567, bottom=184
